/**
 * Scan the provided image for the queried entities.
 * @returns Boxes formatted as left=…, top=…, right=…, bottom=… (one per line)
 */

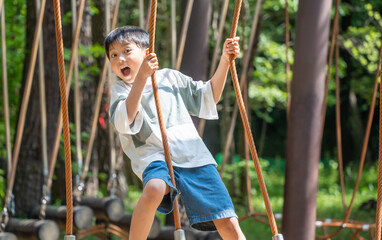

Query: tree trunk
left=282, top=0, right=332, bottom=239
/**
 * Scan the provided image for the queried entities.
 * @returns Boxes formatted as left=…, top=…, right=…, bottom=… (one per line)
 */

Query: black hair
left=104, top=26, right=149, bottom=59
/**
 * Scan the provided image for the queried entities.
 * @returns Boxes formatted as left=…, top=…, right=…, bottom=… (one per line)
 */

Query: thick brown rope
left=2, top=0, right=46, bottom=218
left=53, top=0, right=73, bottom=235
left=149, top=0, right=182, bottom=231
left=376, top=35, right=382, bottom=240
left=229, top=0, right=278, bottom=236
left=219, top=0, right=262, bottom=177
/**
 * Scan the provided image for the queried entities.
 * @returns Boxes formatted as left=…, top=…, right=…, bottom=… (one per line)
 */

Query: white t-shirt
left=109, top=68, right=218, bottom=180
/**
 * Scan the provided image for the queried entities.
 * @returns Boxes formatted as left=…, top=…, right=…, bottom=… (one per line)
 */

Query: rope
left=376, top=35, right=382, bottom=240
left=105, top=0, right=118, bottom=196
left=144, top=0, right=152, bottom=32
left=1, top=2, right=11, bottom=186
left=149, top=0, right=182, bottom=231
left=139, top=0, right=145, bottom=29
left=320, top=0, right=340, bottom=140
left=175, top=0, right=194, bottom=70
left=34, top=0, right=49, bottom=220
left=2, top=0, right=46, bottom=222
left=219, top=0, right=262, bottom=177
left=0, top=0, right=3, bottom=16
left=333, top=10, right=347, bottom=214
left=77, top=0, right=120, bottom=194
left=344, top=35, right=382, bottom=223
left=285, top=0, right=290, bottom=120
left=229, top=0, right=279, bottom=236
left=171, top=0, right=176, bottom=68
left=52, top=0, right=73, bottom=234
left=43, top=0, right=87, bottom=213
left=72, top=0, right=84, bottom=186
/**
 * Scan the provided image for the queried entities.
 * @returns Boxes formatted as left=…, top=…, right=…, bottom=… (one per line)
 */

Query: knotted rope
left=149, top=0, right=182, bottom=231
left=52, top=0, right=73, bottom=235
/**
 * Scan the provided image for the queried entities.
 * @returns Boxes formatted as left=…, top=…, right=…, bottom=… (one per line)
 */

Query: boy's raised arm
left=210, top=37, right=240, bottom=104
left=125, top=53, right=158, bottom=124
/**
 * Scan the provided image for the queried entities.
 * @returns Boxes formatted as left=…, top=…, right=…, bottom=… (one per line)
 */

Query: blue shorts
left=142, top=161, right=237, bottom=231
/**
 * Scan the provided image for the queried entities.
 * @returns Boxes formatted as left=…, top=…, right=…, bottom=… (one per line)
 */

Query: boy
left=106, top=26, right=245, bottom=240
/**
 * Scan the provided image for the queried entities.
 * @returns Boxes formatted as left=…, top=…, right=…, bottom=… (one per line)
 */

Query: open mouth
left=121, top=66, right=130, bottom=77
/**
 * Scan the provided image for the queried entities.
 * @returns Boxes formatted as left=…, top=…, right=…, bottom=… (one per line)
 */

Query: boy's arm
left=126, top=53, right=158, bottom=124
left=210, top=37, right=240, bottom=104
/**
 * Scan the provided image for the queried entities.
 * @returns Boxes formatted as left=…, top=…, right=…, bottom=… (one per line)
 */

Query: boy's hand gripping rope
left=229, top=0, right=282, bottom=239
left=149, top=1, right=185, bottom=239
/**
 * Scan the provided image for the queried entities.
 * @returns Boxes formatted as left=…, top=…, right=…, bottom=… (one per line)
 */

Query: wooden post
left=5, top=218, right=59, bottom=240
left=79, top=196, right=124, bottom=222
left=30, top=205, right=94, bottom=230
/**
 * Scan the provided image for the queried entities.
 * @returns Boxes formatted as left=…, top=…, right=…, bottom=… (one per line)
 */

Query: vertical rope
left=3, top=0, right=46, bottom=215
left=149, top=0, right=182, bottom=231
left=334, top=24, right=347, bottom=213
left=219, top=0, right=262, bottom=176
left=1, top=1, right=11, bottom=185
left=375, top=35, right=382, bottom=240
left=320, top=0, right=340, bottom=140
left=52, top=0, right=73, bottom=234
left=344, top=34, right=382, bottom=223
left=285, top=0, right=290, bottom=120
left=0, top=0, right=3, bottom=16
left=45, top=0, right=87, bottom=205
left=175, top=0, right=193, bottom=70
left=78, top=0, right=120, bottom=188
left=72, top=0, right=84, bottom=186
left=229, top=0, right=279, bottom=236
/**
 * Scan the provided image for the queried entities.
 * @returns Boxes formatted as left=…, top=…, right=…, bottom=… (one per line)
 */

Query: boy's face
left=108, top=40, right=147, bottom=84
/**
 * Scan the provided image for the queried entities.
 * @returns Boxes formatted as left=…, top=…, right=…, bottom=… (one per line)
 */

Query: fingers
left=145, top=53, right=159, bottom=71
left=225, top=37, right=240, bottom=57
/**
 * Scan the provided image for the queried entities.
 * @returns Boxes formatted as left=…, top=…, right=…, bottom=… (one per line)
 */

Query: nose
left=118, top=54, right=126, bottom=63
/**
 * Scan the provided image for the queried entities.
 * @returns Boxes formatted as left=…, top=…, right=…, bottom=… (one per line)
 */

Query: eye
left=125, top=49, right=131, bottom=54
left=110, top=53, right=117, bottom=58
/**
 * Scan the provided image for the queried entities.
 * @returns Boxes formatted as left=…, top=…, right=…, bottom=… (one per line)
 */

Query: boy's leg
left=129, top=178, right=169, bottom=240
left=213, top=217, right=246, bottom=240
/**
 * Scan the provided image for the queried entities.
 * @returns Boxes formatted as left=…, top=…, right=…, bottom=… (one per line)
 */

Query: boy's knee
left=214, top=217, right=245, bottom=239
left=142, top=179, right=169, bottom=202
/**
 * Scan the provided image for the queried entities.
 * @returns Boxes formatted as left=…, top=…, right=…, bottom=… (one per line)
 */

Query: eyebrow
left=109, top=42, right=132, bottom=51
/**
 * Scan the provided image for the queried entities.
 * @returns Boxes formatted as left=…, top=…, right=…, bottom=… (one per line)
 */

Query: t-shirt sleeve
left=109, top=81, right=143, bottom=134
left=175, top=71, right=218, bottom=120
